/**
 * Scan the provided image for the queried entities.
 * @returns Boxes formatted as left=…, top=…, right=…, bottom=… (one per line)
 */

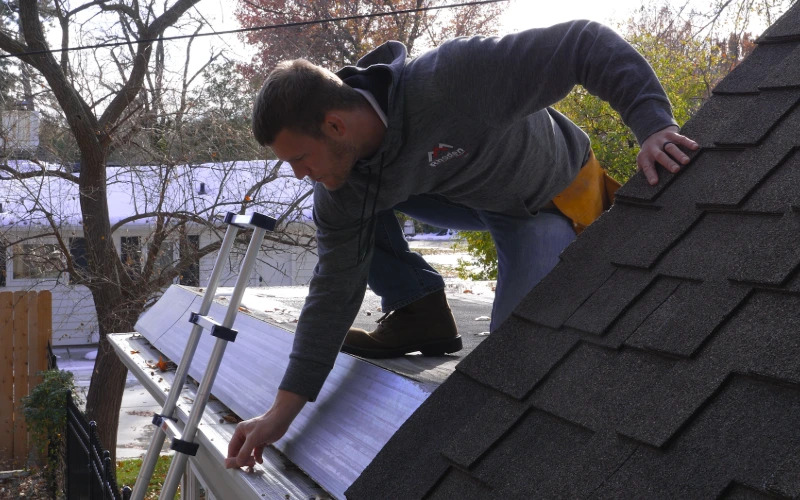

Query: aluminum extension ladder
left=130, top=211, right=277, bottom=500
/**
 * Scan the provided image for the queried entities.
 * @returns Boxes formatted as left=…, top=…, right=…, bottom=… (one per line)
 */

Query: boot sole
left=341, top=336, right=463, bottom=359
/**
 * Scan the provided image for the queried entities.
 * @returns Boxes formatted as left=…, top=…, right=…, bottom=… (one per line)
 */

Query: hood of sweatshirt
left=334, top=41, right=410, bottom=262
left=336, top=41, right=408, bottom=172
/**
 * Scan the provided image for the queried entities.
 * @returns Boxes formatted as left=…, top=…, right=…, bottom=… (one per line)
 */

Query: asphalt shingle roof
left=346, top=3, right=800, bottom=498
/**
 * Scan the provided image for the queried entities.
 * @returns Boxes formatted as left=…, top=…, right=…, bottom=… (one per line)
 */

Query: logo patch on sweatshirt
left=428, top=143, right=466, bottom=167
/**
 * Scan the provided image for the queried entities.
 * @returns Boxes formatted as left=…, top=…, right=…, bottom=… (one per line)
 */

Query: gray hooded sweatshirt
left=279, top=20, right=677, bottom=401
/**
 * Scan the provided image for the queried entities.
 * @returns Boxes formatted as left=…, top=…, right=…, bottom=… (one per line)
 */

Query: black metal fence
left=65, top=392, right=132, bottom=500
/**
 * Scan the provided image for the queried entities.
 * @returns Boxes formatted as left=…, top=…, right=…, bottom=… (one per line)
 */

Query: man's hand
left=224, top=389, right=308, bottom=469
left=637, top=126, right=699, bottom=186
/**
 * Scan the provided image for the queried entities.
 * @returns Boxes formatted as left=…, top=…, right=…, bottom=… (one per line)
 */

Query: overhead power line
left=0, top=0, right=509, bottom=59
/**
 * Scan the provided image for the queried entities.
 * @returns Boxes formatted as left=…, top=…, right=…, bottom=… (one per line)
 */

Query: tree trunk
left=84, top=336, right=129, bottom=461
left=78, top=149, right=139, bottom=462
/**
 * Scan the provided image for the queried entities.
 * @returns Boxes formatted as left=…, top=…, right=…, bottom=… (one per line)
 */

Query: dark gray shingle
left=625, top=280, right=750, bottom=357
left=604, top=376, right=800, bottom=498
left=743, top=149, right=800, bottom=212
left=455, top=316, right=579, bottom=399
left=713, top=90, right=800, bottom=146
left=512, top=259, right=616, bottom=328
left=563, top=267, right=654, bottom=335
left=714, top=42, right=800, bottom=94
left=761, top=42, right=800, bottom=89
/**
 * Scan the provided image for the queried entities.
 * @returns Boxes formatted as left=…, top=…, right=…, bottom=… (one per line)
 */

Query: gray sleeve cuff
left=626, top=98, right=679, bottom=145
left=279, top=356, right=333, bottom=403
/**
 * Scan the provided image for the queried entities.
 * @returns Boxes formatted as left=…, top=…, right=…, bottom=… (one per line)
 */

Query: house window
left=150, top=241, right=175, bottom=278
left=69, top=237, right=88, bottom=284
left=120, top=236, right=141, bottom=277
left=180, top=234, right=200, bottom=287
left=12, top=243, right=64, bottom=279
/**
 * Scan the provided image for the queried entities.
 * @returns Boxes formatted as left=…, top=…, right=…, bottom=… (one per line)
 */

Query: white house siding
left=0, top=110, right=40, bottom=152
left=292, top=250, right=318, bottom=285
left=1, top=228, right=102, bottom=345
left=195, top=221, right=317, bottom=288
left=2, top=224, right=318, bottom=346
left=51, top=287, right=99, bottom=345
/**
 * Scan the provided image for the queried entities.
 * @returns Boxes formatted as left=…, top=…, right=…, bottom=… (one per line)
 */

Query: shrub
left=21, top=369, right=81, bottom=497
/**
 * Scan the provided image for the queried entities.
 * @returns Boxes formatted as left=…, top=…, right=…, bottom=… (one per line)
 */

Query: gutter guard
left=126, top=285, right=436, bottom=499
left=109, top=333, right=328, bottom=499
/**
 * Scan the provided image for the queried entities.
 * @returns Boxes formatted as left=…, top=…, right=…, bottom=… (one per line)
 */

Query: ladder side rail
left=158, top=226, right=268, bottom=500
left=130, top=221, right=240, bottom=500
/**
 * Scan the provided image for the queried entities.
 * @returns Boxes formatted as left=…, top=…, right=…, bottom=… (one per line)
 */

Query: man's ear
left=322, top=112, right=347, bottom=139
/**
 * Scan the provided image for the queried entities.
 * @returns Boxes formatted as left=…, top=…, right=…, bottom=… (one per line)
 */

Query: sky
left=180, top=0, right=652, bottom=72
left=500, top=0, right=646, bottom=33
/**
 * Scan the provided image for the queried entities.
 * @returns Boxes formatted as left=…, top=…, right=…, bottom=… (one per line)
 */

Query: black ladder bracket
left=223, top=211, right=245, bottom=228
left=170, top=438, right=200, bottom=457
left=211, top=324, right=238, bottom=342
left=224, top=211, right=277, bottom=231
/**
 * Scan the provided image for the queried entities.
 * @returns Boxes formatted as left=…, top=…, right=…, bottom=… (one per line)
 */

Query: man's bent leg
left=343, top=195, right=485, bottom=358
left=480, top=209, right=576, bottom=332
left=368, top=209, right=445, bottom=312
left=369, top=195, right=488, bottom=310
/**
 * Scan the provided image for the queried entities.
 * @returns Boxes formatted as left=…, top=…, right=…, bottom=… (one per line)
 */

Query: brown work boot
left=342, top=290, right=461, bottom=358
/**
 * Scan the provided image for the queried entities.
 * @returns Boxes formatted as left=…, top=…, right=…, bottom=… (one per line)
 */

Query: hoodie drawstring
left=356, top=152, right=385, bottom=264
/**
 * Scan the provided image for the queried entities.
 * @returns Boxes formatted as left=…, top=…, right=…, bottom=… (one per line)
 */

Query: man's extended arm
left=422, top=19, right=697, bottom=182
left=226, top=183, right=373, bottom=468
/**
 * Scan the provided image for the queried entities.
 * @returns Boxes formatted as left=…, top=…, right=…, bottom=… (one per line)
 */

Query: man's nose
left=290, top=163, right=310, bottom=180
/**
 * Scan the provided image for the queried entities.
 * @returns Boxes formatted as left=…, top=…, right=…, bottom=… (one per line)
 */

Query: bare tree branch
left=109, top=211, right=214, bottom=234
left=98, top=0, right=202, bottom=132
left=0, top=164, right=79, bottom=183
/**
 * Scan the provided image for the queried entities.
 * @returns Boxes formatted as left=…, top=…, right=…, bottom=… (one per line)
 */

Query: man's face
left=270, top=128, right=357, bottom=191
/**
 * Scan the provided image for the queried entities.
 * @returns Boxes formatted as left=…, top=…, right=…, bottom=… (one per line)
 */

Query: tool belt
left=551, top=150, right=621, bottom=235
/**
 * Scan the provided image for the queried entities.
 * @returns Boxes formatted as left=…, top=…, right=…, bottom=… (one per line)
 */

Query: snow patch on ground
left=423, top=252, right=471, bottom=267
left=406, top=231, right=458, bottom=242
left=445, top=279, right=495, bottom=302
left=213, top=287, right=305, bottom=324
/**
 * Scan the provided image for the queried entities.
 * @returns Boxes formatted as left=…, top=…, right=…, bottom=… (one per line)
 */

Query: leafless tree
left=0, top=0, right=315, bottom=458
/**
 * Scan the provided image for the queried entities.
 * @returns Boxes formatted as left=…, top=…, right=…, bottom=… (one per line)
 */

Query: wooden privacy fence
left=0, top=290, right=53, bottom=467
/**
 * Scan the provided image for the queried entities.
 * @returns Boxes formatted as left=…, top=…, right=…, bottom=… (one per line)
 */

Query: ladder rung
left=224, top=211, right=277, bottom=231
left=188, top=312, right=218, bottom=331
left=188, top=312, right=238, bottom=342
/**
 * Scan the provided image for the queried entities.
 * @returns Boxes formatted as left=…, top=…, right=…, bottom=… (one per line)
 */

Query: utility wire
left=0, top=0, right=509, bottom=59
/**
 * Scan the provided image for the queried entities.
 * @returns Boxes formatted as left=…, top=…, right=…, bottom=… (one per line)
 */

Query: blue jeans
left=369, top=194, right=577, bottom=332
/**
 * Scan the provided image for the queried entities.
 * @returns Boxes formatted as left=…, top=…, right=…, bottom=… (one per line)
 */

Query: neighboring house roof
left=346, top=5, right=800, bottom=499
left=0, top=161, right=312, bottom=228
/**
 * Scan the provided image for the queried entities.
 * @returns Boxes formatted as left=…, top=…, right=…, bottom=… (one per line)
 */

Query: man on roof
left=225, top=19, right=698, bottom=468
